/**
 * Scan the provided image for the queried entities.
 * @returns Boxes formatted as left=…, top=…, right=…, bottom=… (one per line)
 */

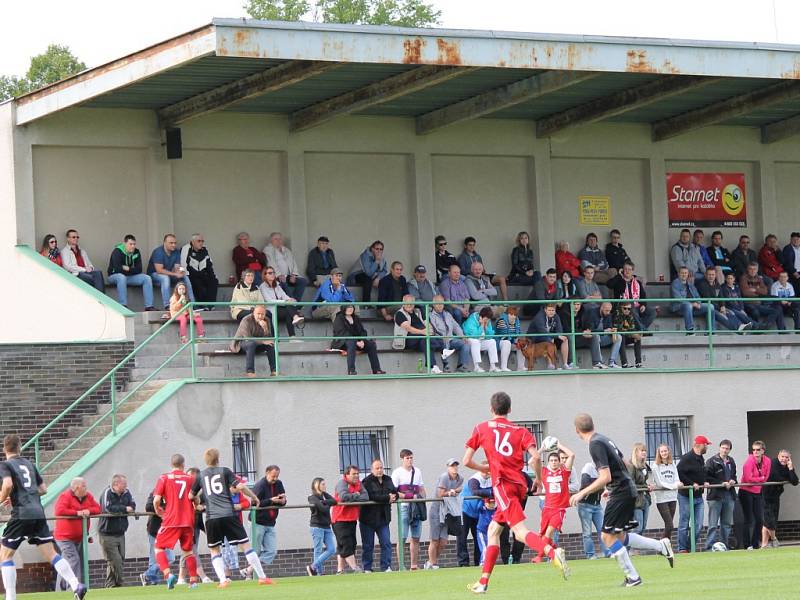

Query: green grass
left=22, top=548, right=800, bottom=600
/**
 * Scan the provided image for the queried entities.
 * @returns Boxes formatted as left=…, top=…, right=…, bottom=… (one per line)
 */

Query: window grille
left=232, top=430, right=258, bottom=481
left=644, top=417, right=690, bottom=462
left=338, top=427, right=390, bottom=474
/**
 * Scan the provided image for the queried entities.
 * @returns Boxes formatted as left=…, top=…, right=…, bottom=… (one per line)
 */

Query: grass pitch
left=21, top=548, right=799, bottom=600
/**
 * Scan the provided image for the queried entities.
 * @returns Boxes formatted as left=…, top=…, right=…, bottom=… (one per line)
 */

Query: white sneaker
left=201, top=577, right=213, bottom=584
left=608, top=361, right=622, bottom=369
left=384, top=567, right=393, bottom=572
left=489, top=365, right=501, bottom=372
left=561, top=363, right=575, bottom=370
left=442, top=348, right=455, bottom=359
left=468, top=581, right=488, bottom=594
left=660, top=538, right=674, bottom=568
left=431, top=365, right=443, bottom=374
left=423, top=561, right=432, bottom=570
left=292, top=314, right=305, bottom=325
left=500, top=367, right=512, bottom=372
left=176, top=579, right=186, bottom=585
left=474, top=365, right=485, bottom=373
left=593, top=362, right=608, bottom=369
left=239, top=567, right=251, bottom=579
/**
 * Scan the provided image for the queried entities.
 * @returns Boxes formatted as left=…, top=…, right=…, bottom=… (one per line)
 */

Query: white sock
left=626, top=533, right=663, bottom=553
left=52, top=555, right=78, bottom=591
left=211, top=554, right=227, bottom=582
left=611, top=543, right=639, bottom=580
left=245, top=550, right=265, bottom=579
left=2, top=561, right=17, bottom=600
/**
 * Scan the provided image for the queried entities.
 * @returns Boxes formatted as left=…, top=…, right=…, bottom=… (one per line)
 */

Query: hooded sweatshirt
left=108, top=243, right=143, bottom=276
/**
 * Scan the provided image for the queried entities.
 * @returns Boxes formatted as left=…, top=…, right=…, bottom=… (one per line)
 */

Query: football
left=711, top=542, right=728, bottom=552
left=540, top=436, right=559, bottom=453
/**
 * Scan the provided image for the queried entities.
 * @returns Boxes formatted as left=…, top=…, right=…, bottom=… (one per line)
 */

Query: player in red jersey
left=153, top=454, right=199, bottom=589
left=463, top=392, right=568, bottom=594
left=534, top=443, right=575, bottom=562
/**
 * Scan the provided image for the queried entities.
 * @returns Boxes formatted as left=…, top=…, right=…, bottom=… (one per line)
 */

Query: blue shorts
left=398, top=504, right=423, bottom=540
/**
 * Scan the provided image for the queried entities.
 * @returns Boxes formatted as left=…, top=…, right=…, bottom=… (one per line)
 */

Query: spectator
left=148, top=234, right=194, bottom=311
left=347, top=240, right=388, bottom=304
left=605, top=229, right=632, bottom=272
left=705, top=439, right=738, bottom=551
left=394, top=295, right=443, bottom=371
left=250, top=466, right=286, bottom=576
left=762, top=449, right=798, bottom=548
left=528, top=303, right=573, bottom=369
left=613, top=302, right=642, bottom=368
left=312, top=268, right=355, bottom=321
left=426, top=459, right=464, bottom=570
left=61, top=229, right=105, bottom=292
left=457, top=236, right=508, bottom=300
left=508, top=231, right=540, bottom=285
left=584, top=301, right=622, bottom=369
left=457, top=471, right=493, bottom=567
left=259, top=267, right=304, bottom=338
left=332, top=304, right=385, bottom=375
left=556, top=270, right=580, bottom=331
left=697, top=266, right=751, bottom=332
left=463, top=306, right=503, bottom=372
left=607, top=261, right=656, bottom=332
left=579, top=232, right=615, bottom=284
left=140, top=491, right=173, bottom=586
left=170, top=282, right=205, bottom=343
left=692, top=229, right=723, bottom=283
left=627, top=443, right=653, bottom=535
left=439, top=264, right=471, bottom=324
left=707, top=230, right=733, bottom=276
left=465, top=262, right=499, bottom=310
left=430, top=295, right=470, bottom=373
left=554, top=240, right=581, bottom=279
left=360, top=459, right=398, bottom=573
left=434, top=235, right=458, bottom=283
left=740, top=262, right=785, bottom=331
left=229, top=305, right=276, bottom=377
left=331, top=465, right=367, bottom=574
left=54, top=477, right=101, bottom=590
left=670, top=228, right=705, bottom=281
left=391, top=449, right=426, bottom=571
left=758, top=234, right=785, bottom=281
left=306, top=236, right=337, bottom=287
left=306, top=477, right=337, bottom=576
left=107, top=234, right=155, bottom=310
left=232, top=232, right=267, bottom=285
left=525, top=267, right=558, bottom=318
left=577, top=462, right=609, bottom=560
left=576, top=264, right=604, bottom=319
left=408, top=265, right=438, bottom=303
left=40, top=234, right=63, bottom=267
left=740, top=440, right=771, bottom=549
left=780, top=231, right=800, bottom=295
left=730, top=235, right=757, bottom=278
left=230, top=269, right=262, bottom=322
left=771, top=271, right=800, bottom=331
left=180, top=233, right=219, bottom=308
left=651, top=444, right=679, bottom=543
left=97, top=474, right=135, bottom=588
left=495, top=306, right=525, bottom=371
left=670, top=266, right=704, bottom=335
left=676, top=435, right=709, bottom=553
left=719, top=271, right=755, bottom=330
left=378, top=261, right=409, bottom=321
left=263, top=232, right=308, bottom=301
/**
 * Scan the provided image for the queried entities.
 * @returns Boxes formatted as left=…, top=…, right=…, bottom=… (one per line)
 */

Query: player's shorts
left=602, top=494, right=638, bottom=534
left=205, top=516, right=249, bottom=548
left=492, top=480, right=528, bottom=528
left=539, top=507, right=567, bottom=535
left=763, top=499, right=780, bottom=530
left=1, top=518, right=54, bottom=550
left=155, top=526, right=194, bottom=552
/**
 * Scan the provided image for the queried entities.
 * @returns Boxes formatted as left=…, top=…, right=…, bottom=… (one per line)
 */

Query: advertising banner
left=666, top=172, right=746, bottom=227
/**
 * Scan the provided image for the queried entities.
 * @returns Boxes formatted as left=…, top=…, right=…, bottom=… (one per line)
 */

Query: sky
left=2, top=0, right=800, bottom=76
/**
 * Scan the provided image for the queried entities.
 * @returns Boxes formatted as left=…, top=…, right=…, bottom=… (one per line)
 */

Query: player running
left=463, top=392, right=568, bottom=594
left=190, top=448, right=271, bottom=587
left=569, top=414, right=674, bottom=588
left=0, top=434, right=87, bottom=600
left=533, top=442, right=575, bottom=563
left=152, top=454, right=199, bottom=589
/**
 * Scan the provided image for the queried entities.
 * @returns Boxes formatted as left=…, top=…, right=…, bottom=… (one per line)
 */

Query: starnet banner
left=666, top=172, right=747, bottom=228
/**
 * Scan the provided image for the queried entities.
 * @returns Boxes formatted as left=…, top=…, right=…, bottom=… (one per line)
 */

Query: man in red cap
left=676, top=436, right=710, bottom=552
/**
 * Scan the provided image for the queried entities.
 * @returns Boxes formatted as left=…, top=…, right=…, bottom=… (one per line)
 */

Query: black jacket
left=606, top=274, right=649, bottom=301
left=97, top=487, right=136, bottom=535
left=707, top=245, right=732, bottom=270
left=331, top=312, right=370, bottom=350
left=306, top=247, right=338, bottom=280
left=308, top=492, right=337, bottom=528
left=705, top=454, right=738, bottom=501
left=605, top=243, right=631, bottom=271
left=730, top=247, right=757, bottom=277
left=763, top=458, right=799, bottom=502
left=360, top=474, right=398, bottom=528
left=108, top=246, right=143, bottom=277
left=510, top=246, right=535, bottom=277
left=252, top=478, right=286, bottom=526
left=677, top=451, right=706, bottom=497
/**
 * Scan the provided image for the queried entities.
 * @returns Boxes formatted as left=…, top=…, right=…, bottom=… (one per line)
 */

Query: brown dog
left=516, top=338, right=557, bottom=371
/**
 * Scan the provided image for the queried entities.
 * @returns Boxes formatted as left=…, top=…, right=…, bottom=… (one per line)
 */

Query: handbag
left=408, top=467, right=427, bottom=522
left=445, top=513, right=462, bottom=537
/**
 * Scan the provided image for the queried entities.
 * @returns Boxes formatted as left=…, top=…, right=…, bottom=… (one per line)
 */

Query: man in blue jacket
left=311, top=269, right=354, bottom=320
left=670, top=266, right=704, bottom=334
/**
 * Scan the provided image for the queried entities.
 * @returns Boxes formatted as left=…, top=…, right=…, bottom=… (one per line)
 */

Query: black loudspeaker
left=165, top=128, right=182, bottom=160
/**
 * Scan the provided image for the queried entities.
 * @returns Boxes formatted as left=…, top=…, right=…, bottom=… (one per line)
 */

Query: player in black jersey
left=0, top=434, right=87, bottom=600
left=569, top=414, right=673, bottom=588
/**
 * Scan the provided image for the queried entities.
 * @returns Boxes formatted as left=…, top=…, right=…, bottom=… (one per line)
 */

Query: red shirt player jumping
left=463, top=392, right=569, bottom=594
left=534, top=444, right=575, bottom=562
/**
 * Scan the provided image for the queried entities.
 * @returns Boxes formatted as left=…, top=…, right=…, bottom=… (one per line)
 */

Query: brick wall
left=0, top=342, right=133, bottom=453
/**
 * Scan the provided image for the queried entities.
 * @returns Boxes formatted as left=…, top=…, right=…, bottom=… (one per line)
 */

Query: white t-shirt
left=391, top=466, right=424, bottom=498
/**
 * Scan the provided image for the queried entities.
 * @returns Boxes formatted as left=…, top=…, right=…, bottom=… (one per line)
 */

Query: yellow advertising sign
left=579, top=195, right=611, bottom=226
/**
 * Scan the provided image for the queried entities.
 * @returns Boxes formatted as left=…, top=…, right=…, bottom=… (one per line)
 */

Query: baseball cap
left=414, top=265, right=427, bottom=273
left=446, top=458, right=459, bottom=466
left=694, top=435, right=711, bottom=445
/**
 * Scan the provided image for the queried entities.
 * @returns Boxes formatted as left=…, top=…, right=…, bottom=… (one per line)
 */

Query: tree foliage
left=0, top=44, right=86, bottom=102
left=245, top=0, right=441, bottom=27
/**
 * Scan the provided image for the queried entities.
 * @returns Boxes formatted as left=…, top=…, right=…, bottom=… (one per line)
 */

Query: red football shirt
left=465, top=417, right=535, bottom=488
left=153, top=469, right=196, bottom=528
left=543, top=466, right=571, bottom=509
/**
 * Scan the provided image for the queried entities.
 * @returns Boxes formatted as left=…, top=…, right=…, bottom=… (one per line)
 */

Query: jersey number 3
left=19, top=465, right=32, bottom=489
left=204, top=474, right=224, bottom=495
left=494, top=430, right=513, bottom=457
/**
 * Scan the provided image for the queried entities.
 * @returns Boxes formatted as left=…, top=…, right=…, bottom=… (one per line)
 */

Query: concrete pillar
left=0, top=103, right=17, bottom=248
left=411, top=150, right=435, bottom=269
left=646, top=156, right=669, bottom=280
left=286, top=142, right=308, bottom=260
left=757, top=159, right=777, bottom=238
left=533, top=140, right=555, bottom=271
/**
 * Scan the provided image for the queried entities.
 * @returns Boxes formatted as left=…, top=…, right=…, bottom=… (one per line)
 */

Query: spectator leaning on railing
left=761, top=448, right=798, bottom=548
left=247, top=466, right=286, bottom=579
left=306, top=477, right=337, bottom=576
left=740, top=440, right=770, bottom=550
left=360, top=459, right=398, bottom=573
left=54, top=477, right=101, bottom=590
left=97, top=473, right=136, bottom=588
left=704, top=439, right=738, bottom=550
left=676, top=436, right=709, bottom=553
left=331, top=465, right=367, bottom=574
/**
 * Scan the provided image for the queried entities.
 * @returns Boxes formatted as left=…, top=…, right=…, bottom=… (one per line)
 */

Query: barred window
left=338, top=427, right=390, bottom=474
left=644, top=417, right=690, bottom=462
left=517, top=421, right=546, bottom=464
left=232, top=430, right=258, bottom=481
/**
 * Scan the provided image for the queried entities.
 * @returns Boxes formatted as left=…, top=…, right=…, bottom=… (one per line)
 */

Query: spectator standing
left=54, top=477, right=101, bottom=590
left=170, top=282, right=205, bottom=343
left=555, top=240, right=581, bottom=279
left=438, top=264, right=471, bottom=324
left=761, top=449, right=798, bottom=548
left=730, top=235, right=758, bottom=278
left=306, top=236, right=337, bottom=287
left=605, top=229, right=632, bottom=272
left=613, top=303, right=642, bottom=369
left=259, top=267, right=304, bottom=338
left=697, top=266, right=750, bottom=332
left=148, top=234, right=194, bottom=311
left=107, top=234, right=155, bottom=310
left=651, top=444, right=679, bottom=542
left=347, top=241, right=388, bottom=304
left=457, top=471, right=493, bottom=567
left=705, top=439, right=738, bottom=550
left=676, top=436, right=709, bottom=552
left=97, top=474, right=135, bottom=587
left=457, top=237, right=509, bottom=300
left=180, top=234, right=219, bottom=308
left=584, top=302, right=622, bottom=369
left=311, top=269, right=355, bottom=321
left=331, top=465, right=367, bottom=574
left=407, top=265, right=438, bottom=304
left=378, top=261, right=409, bottom=321
left=579, top=232, right=615, bottom=284
left=360, top=459, right=398, bottom=573
left=771, top=271, right=800, bottom=330
left=508, top=231, right=540, bottom=285
left=306, top=478, right=337, bottom=576
left=670, top=228, right=705, bottom=281
left=707, top=231, right=733, bottom=276
left=249, top=466, right=286, bottom=577
left=232, top=232, right=267, bottom=284
left=230, top=269, right=262, bottom=322
left=430, top=295, right=470, bottom=373
left=434, top=235, right=458, bottom=283
left=394, top=295, right=443, bottom=371
left=40, top=234, right=63, bottom=267
left=495, top=306, right=525, bottom=371
left=526, top=268, right=558, bottom=318
left=463, top=306, right=503, bottom=372
left=670, top=266, right=704, bottom=334
left=740, top=440, right=771, bottom=549
left=391, top=449, right=426, bottom=571
left=263, top=232, right=308, bottom=301
left=229, top=305, right=276, bottom=377
left=61, top=229, right=105, bottom=292
left=607, top=261, right=656, bottom=332
left=528, top=303, right=572, bottom=369
left=332, top=304, right=385, bottom=375
left=740, top=262, right=785, bottom=331
left=577, top=462, right=609, bottom=559
left=627, top=443, right=653, bottom=535
left=426, top=460, right=464, bottom=570
left=758, top=234, right=785, bottom=281
left=781, top=231, right=800, bottom=295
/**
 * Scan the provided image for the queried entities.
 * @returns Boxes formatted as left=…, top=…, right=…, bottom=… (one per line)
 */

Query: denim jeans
left=151, top=273, right=194, bottom=308
left=633, top=303, right=656, bottom=330
left=108, top=272, right=154, bottom=308
left=242, top=341, right=276, bottom=374
left=633, top=495, right=651, bottom=535
left=145, top=535, right=174, bottom=584
left=280, top=276, right=308, bottom=301
left=445, top=338, right=471, bottom=369
left=705, top=495, right=735, bottom=549
left=677, top=494, right=704, bottom=551
left=359, top=522, right=392, bottom=571
left=590, top=333, right=622, bottom=364
left=254, top=524, right=277, bottom=565
left=310, top=527, right=336, bottom=574
left=578, top=502, right=609, bottom=558
left=671, top=302, right=704, bottom=331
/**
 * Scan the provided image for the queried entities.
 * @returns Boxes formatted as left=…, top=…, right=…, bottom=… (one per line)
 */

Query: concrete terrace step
left=129, top=366, right=227, bottom=381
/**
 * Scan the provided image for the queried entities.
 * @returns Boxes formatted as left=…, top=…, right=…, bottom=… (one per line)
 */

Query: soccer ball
left=711, top=542, right=728, bottom=552
left=540, top=436, right=559, bottom=453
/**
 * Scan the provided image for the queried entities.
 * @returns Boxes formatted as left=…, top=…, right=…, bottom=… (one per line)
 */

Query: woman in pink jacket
left=739, top=440, right=771, bottom=549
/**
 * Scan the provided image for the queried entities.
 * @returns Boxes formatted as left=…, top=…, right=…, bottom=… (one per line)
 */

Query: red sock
left=155, top=549, right=170, bottom=574
left=479, top=545, right=500, bottom=585
left=524, top=531, right=545, bottom=554
left=542, top=536, right=556, bottom=559
left=185, top=555, right=198, bottom=579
